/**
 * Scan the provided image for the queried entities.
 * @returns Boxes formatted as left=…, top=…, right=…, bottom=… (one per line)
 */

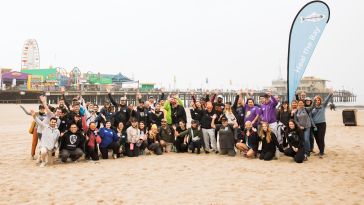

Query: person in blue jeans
left=294, top=100, right=314, bottom=159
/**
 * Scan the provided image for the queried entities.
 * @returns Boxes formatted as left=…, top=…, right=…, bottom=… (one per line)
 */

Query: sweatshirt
left=294, top=108, right=312, bottom=129
left=311, top=93, right=333, bottom=124
left=99, top=127, right=119, bottom=148
left=60, top=131, right=85, bottom=151
left=34, top=116, right=60, bottom=150
left=261, top=96, right=278, bottom=124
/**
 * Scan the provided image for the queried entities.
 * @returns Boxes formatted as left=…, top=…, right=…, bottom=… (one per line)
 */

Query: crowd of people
left=22, top=88, right=334, bottom=167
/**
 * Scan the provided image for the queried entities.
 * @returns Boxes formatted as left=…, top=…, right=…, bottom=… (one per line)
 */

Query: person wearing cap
left=107, top=89, right=132, bottom=128
left=135, top=99, right=148, bottom=125
left=163, top=95, right=187, bottom=125
left=260, top=91, right=279, bottom=127
left=148, top=103, right=164, bottom=127
left=303, top=96, right=315, bottom=153
left=159, top=118, right=175, bottom=153
left=148, top=96, right=156, bottom=110
left=176, top=120, right=203, bottom=154
left=213, top=94, right=225, bottom=121
left=200, top=102, right=218, bottom=154
left=211, top=115, right=239, bottom=156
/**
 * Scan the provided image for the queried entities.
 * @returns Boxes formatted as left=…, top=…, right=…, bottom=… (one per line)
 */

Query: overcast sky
left=0, top=0, right=363, bottom=103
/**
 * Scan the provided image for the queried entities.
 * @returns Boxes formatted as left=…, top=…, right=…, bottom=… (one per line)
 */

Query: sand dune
left=0, top=104, right=363, bottom=204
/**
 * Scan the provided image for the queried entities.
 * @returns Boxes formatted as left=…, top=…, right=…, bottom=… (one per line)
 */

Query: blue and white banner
left=287, top=1, right=330, bottom=103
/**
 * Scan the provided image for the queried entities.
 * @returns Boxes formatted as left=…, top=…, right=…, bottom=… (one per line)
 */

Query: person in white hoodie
left=31, top=110, right=60, bottom=167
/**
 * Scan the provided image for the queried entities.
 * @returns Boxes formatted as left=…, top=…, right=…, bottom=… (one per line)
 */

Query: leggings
left=99, top=141, right=120, bottom=159
left=284, top=147, right=305, bottom=163
left=259, top=151, right=275, bottom=161
left=125, top=143, right=140, bottom=157
left=86, top=146, right=99, bottom=161
left=313, top=122, right=326, bottom=155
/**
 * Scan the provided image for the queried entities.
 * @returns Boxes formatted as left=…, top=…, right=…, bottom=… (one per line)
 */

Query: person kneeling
left=177, top=120, right=203, bottom=154
left=85, top=122, right=102, bottom=161
left=31, top=111, right=60, bottom=167
left=211, top=116, right=239, bottom=157
left=284, top=120, right=305, bottom=163
left=60, top=123, right=85, bottom=163
left=236, top=121, right=259, bottom=158
left=147, top=124, right=163, bottom=155
left=258, top=122, right=284, bottom=161
left=99, top=121, right=120, bottom=159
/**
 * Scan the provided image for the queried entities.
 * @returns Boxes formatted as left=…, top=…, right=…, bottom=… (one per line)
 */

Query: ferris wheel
left=21, top=39, right=40, bottom=70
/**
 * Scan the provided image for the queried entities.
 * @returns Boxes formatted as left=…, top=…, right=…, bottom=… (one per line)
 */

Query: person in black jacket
left=231, top=92, right=246, bottom=130
left=236, top=121, right=260, bottom=158
left=107, top=89, right=132, bottom=128
left=258, top=122, right=284, bottom=161
left=190, top=101, right=204, bottom=123
left=147, top=124, right=162, bottom=155
left=171, top=100, right=187, bottom=126
left=60, top=123, right=85, bottom=163
left=148, top=104, right=164, bottom=127
left=173, top=120, right=188, bottom=153
left=284, top=120, right=305, bottom=163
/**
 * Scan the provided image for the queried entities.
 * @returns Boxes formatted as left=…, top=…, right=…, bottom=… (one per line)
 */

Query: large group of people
left=22, top=88, right=334, bottom=167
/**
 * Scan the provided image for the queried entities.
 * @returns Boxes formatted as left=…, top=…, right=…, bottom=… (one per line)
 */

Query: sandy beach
left=0, top=104, right=363, bottom=205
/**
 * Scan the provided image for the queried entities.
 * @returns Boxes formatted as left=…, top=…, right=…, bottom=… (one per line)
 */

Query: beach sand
left=0, top=104, right=363, bottom=205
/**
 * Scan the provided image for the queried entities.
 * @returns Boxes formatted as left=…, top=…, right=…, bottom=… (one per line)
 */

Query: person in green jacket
left=163, top=94, right=184, bottom=125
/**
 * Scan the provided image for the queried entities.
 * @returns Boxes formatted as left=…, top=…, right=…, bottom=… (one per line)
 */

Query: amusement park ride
left=21, top=39, right=40, bottom=70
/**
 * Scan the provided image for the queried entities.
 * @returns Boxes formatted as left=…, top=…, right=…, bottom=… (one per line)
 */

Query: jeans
left=303, top=128, right=311, bottom=156
left=61, top=148, right=84, bottom=162
left=202, top=128, right=217, bottom=151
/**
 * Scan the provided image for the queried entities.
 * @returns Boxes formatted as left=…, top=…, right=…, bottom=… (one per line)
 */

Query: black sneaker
left=205, top=150, right=209, bottom=154
left=197, top=149, right=201, bottom=154
left=215, top=151, right=219, bottom=154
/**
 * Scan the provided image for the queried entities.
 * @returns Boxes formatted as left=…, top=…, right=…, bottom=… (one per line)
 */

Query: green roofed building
left=22, top=68, right=57, bottom=82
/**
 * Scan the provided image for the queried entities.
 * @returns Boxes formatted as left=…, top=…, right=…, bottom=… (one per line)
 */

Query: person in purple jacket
left=99, top=121, right=120, bottom=159
left=244, top=98, right=260, bottom=128
left=260, top=91, right=279, bottom=136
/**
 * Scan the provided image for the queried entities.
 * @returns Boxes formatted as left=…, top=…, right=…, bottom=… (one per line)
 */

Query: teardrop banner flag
left=287, top=1, right=330, bottom=103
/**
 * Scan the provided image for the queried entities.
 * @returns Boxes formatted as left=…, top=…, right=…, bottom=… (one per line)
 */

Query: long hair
left=280, top=101, right=290, bottom=113
left=315, top=96, right=323, bottom=106
left=148, top=124, right=158, bottom=141
left=259, top=122, right=272, bottom=143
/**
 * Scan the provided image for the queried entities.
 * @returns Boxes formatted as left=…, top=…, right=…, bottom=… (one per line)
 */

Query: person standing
left=311, top=92, right=334, bottom=158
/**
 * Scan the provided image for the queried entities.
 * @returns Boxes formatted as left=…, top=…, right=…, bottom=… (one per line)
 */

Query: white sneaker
left=40, top=162, right=46, bottom=167
left=113, top=154, right=117, bottom=159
